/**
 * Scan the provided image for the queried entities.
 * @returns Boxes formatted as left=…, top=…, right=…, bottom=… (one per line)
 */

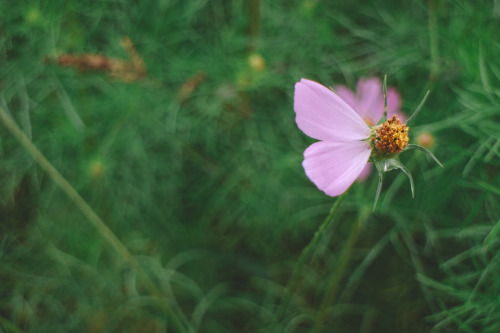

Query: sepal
left=373, top=161, right=385, bottom=211
left=405, top=143, right=444, bottom=168
left=386, top=158, right=415, bottom=198
left=372, top=158, right=415, bottom=211
left=405, top=90, right=430, bottom=125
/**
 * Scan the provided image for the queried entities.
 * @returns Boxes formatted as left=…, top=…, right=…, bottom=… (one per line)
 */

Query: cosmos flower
left=294, top=77, right=442, bottom=207
left=335, top=77, right=406, bottom=181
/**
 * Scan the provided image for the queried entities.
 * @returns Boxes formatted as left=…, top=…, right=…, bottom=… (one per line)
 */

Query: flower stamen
left=372, top=115, right=409, bottom=157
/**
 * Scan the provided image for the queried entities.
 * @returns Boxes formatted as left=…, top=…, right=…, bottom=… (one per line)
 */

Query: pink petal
left=334, top=85, right=356, bottom=110
left=294, top=79, right=370, bottom=142
left=303, top=140, right=371, bottom=196
left=356, top=77, right=384, bottom=124
left=356, top=162, right=373, bottom=182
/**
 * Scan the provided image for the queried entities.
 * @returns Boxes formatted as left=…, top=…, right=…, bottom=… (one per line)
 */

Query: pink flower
left=334, top=77, right=406, bottom=181
left=294, top=77, right=442, bottom=203
left=294, top=79, right=372, bottom=196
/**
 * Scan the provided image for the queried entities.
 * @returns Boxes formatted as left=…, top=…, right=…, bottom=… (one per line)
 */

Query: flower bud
left=248, top=53, right=266, bottom=72
left=89, top=159, right=105, bottom=180
left=416, top=132, right=435, bottom=148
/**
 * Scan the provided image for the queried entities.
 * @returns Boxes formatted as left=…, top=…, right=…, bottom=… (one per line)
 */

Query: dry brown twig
left=51, top=37, right=147, bottom=82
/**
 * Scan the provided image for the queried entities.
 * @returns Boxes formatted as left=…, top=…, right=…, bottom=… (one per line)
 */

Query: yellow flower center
left=373, top=115, right=409, bottom=155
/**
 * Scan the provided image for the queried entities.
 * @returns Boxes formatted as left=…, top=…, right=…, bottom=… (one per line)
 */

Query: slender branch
left=0, top=106, right=189, bottom=333
left=0, top=108, right=132, bottom=263
left=272, top=190, right=349, bottom=330
left=383, top=74, right=388, bottom=121
left=312, top=213, right=366, bottom=333
left=247, top=0, right=261, bottom=53
left=428, top=0, right=440, bottom=82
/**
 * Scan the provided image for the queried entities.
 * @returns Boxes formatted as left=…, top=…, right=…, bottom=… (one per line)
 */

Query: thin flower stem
left=312, top=211, right=367, bottom=333
left=0, top=107, right=190, bottom=333
left=383, top=74, right=388, bottom=120
left=247, top=0, right=261, bottom=53
left=483, top=217, right=500, bottom=248
left=377, top=75, right=388, bottom=125
left=428, top=0, right=440, bottom=82
left=0, top=315, right=23, bottom=333
left=272, top=190, right=348, bottom=330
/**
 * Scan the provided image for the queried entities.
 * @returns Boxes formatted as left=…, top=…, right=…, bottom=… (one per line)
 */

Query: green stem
left=0, top=107, right=189, bottom=333
left=0, top=315, right=24, bottom=333
left=247, top=0, right=260, bottom=53
left=272, top=190, right=349, bottom=330
left=312, top=212, right=366, bottom=333
left=428, top=0, right=439, bottom=82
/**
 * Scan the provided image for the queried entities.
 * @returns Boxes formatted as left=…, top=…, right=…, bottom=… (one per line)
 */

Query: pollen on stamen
left=373, top=115, right=409, bottom=156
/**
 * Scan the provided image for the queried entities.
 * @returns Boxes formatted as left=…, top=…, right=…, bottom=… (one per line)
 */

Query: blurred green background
left=1, top=0, right=500, bottom=332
